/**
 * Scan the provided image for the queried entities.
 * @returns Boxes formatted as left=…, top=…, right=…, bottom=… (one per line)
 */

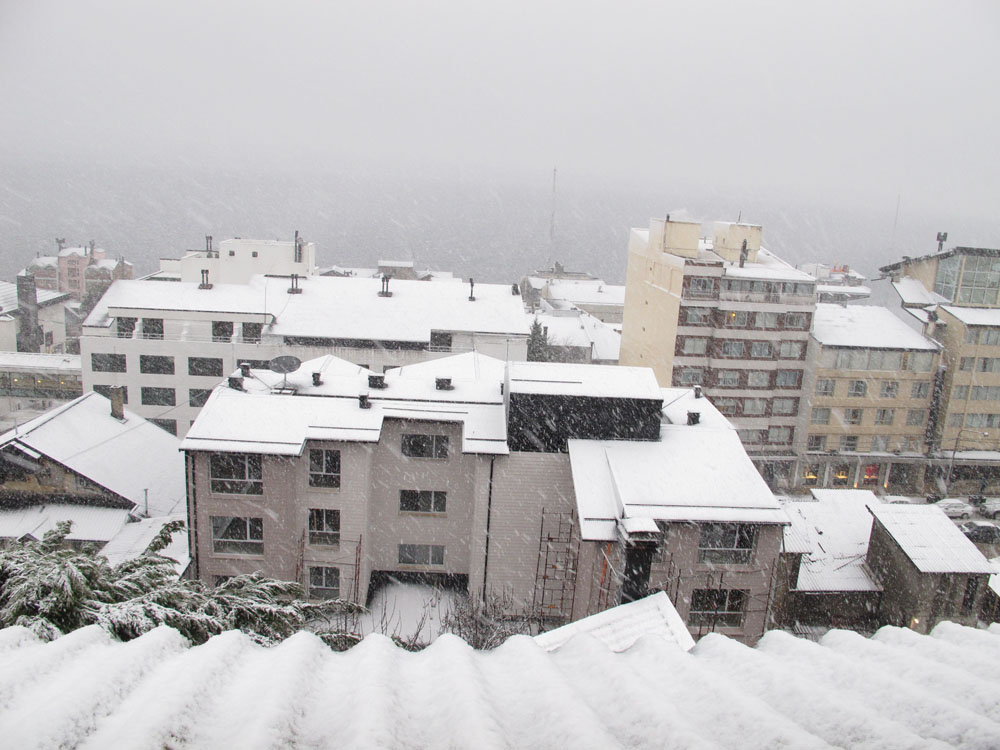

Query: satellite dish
left=269, top=356, right=302, bottom=374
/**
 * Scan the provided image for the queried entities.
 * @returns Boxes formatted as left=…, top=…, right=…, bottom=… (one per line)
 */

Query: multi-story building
left=81, top=238, right=530, bottom=436
left=799, top=304, right=940, bottom=492
left=24, top=240, right=133, bottom=302
left=181, top=352, right=789, bottom=644
left=621, top=217, right=817, bottom=488
left=796, top=263, right=871, bottom=303
left=0, top=277, right=74, bottom=354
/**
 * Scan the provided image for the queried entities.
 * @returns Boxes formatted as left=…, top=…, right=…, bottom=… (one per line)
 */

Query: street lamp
left=946, top=429, right=989, bottom=495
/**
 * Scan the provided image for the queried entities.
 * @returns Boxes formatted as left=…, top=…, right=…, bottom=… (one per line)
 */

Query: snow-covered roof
left=812, top=303, right=938, bottom=350
left=86, top=275, right=530, bottom=341
left=0, top=393, right=186, bottom=516
left=99, top=514, right=189, bottom=575
left=0, top=503, right=131, bottom=543
left=26, top=255, right=58, bottom=269
left=540, top=279, right=626, bottom=307
left=892, top=277, right=947, bottom=307
left=868, top=504, right=996, bottom=575
left=0, top=352, right=80, bottom=372
left=532, top=310, right=621, bottom=361
left=508, top=361, right=660, bottom=400
left=782, top=491, right=882, bottom=593
left=660, top=387, right=733, bottom=429
left=58, top=246, right=94, bottom=257
left=569, top=427, right=786, bottom=540
left=940, top=305, right=1000, bottom=327
left=534, top=592, right=694, bottom=652
left=0, top=281, right=70, bottom=314
left=719, top=248, right=816, bottom=282
left=3, top=619, right=1000, bottom=748
left=817, top=284, right=871, bottom=300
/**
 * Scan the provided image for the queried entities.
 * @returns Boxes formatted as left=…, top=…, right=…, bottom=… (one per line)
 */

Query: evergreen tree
left=527, top=318, right=551, bottom=362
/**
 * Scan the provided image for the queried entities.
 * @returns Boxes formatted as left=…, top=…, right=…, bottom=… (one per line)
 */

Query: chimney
left=109, top=386, right=125, bottom=420
left=368, top=374, right=386, bottom=389
left=694, top=385, right=702, bottom=399
left=312, top=372, right=322, bottom=386
left=228, top=375, right=244, bottom=391
left=435, top=377, right=454, bottom=391
left=239, top=362, right=251, bottom=377
left=739, top=239, right=748, bottom=268
left=206, top=235, right=213, bottom=254
left=468, top=278, right=476, bottom=301
left=199, top=269, right=213, bottom=289
left=358, top=394, right=371, bottom=409
left=687, top=411, right=701, bottom=425
left=378, top=274, right=392, bottom=297
left=288, top=273, right=302, bottom=294
left=511, top=283, right=520, bottom=295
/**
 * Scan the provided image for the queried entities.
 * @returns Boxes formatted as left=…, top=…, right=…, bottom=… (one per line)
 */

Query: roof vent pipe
left=739, top=239, right=748, bottom=269
left=468, top=278, right=476, bottom=301
left=358, top=394, right=371, bottom=409
left=206, top=235, right=213, bottom=254
left=687, top=411, right=701, bottom=425
left=228, top=375, right=244, bottom=391
left=368, top=374, right=386, bottom=389
left=109, top=385, right=125, bottom=421
left=239, top=362, right=250, bottom=377
left=288, top=273, right=302, bottom=294
left=312, top=372, right=322, bottom=386
left=436, top=377, right=454, bottom=391
left=378, top=274, right=392, bottom=297
left=694, top=385, right=702, bottom=399
left=199, top=269, right=213, bottom=289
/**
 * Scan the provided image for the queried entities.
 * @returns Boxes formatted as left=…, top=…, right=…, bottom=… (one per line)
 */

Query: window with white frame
left=911, top=381, right=930, bottom=399
left=779, top=341, right=804, bottom=359
left=811, top=407, right=831, bottom=424
left=398, top=544, right=445, bottom=566
left=768, top=426, right=792, bottom=444
left=308, top=449, right=341, bottom=488
left=754, top=312, right=779, bottom=329
left=681, top=337, right=709, bottom=355
left=742, top=397, right=767, bottom=416
left=815, top=378, right=835, bottom=396
left=400, top=490, right=447, bottom=514
left=841, top=435, right=859, bottom=451
left=715, top=398, right=738, bottom=416
left=750, top=341, right=773, bottom=358
left=844, top=408, right=863, bottom=425
left=209, top=453, right=263, bottom=495
left=688, top=588, right=748, bottom=628
left=725, top=310, right=749, bottom=327
left=905, top=352, right=933, bottom=372
left=401, top=434, right=449, bottom=459
left=716, top=370, right=740, bottom=387
left=880, top=381, right=899, bottom=398
left=720, top=340, right=745, bottom=357
left=211, top=516, right=263, bottom=554
left=698, top=523, right=755, bottom=564
left=775, top=370, right=801, bottom=388
left=308, top=566, right=340, bottom=599
left=783, top=312, right=808, bottom=329
left=807, top=434, right=826, bottom=451
left=960, top=357, right=975, bottom=371
left=772, top=398, right=796, bottom=415
left=747, top=371, right=770, bottom=388
left=737, top=429, right=763, bottom=445
left=875, top=408, right=895, bottom=426
left=847, top=380, right=867, bottom=397
left=678, top=368, right=704, bottom=385
left=684, top=307, right=712, bottom=325
left=308, top=509, right=340, bottom=546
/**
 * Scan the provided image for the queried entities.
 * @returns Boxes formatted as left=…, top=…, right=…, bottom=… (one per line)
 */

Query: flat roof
left=508, top=361, right=660, bottom=400
left=940, top=306, right=1000, bottom=326
left=0, top=352, right=81, bottom=372
left=868, top=504, right=995, bottom=574
left=812, top=303, right=938, bottom=350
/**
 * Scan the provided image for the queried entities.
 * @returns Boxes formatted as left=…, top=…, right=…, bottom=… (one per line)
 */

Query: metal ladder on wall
left=531, top=509, right=580, bottom=622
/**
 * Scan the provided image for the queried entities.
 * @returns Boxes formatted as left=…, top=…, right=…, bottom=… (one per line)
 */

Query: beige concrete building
left=800, top=304, right=940, bottom=492
left=621, top=217, right=817, bottom=488
left=182, top=352, right=789, bottom=644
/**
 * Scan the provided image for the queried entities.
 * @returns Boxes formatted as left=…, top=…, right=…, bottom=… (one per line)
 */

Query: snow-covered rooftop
left=659, top=387, right=733, bottom=429
left=0, top=393, right=186, bottom=516
left=3, top=619, right=1000, bottom=748
left=99, top=514, right=189, bottom=575
left=569, top=427, right=786, bottom=540
left=0, top=281, right=69, bottom=314
left=508, top=361, right=660, bottom=400
left=534, top=591, right=694, bottom=652
left=812, top=303, right=938, bottom=350
left=532, top=310, right=621, bottom=361
left=719, top=247, right=816, bottom=282
left=782, top=491, right=882, bottom=593
left=869, top=504, right=996, bottom=575
left=0, top=352, right=80, bottom=372
left=86, top=275, right=530, bottom=341
left=538, top=279, right=626, bottom=307
left=0, top=503, right=131, bottom=543
left=892, top=277, right=948, bottom=307
left=940, top=305, right=1000, bottom=327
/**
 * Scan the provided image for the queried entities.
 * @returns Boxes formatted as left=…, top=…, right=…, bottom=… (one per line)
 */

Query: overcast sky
left=2, top=0, right=998, bottom=214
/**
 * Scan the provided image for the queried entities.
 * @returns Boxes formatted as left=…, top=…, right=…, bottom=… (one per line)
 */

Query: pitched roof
left=0, top=503, right=130, bottom=543
left=869, top=504, right=996, bottom=574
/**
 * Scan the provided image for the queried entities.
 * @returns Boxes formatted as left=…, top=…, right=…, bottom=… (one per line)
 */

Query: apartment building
left=0, top=277, right=74, bottom=354
left=24, top=241, right=133, bottom=302
left=81, top=239, right=529, bottom=436
left=800, top=304, right=940, bottom=492
left=182, top=352, right=789, bottom=644
left=621, top=217, right=817, bottom=488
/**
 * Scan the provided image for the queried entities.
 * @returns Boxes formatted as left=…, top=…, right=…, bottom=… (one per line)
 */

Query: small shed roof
left=0, top=503, right=131, bottom=543
left=868, top=504, right=995, bottom=574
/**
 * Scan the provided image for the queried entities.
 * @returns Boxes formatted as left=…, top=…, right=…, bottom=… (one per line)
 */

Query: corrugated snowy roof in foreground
left=534, top=592, right=695, bottom=652
left=0, top=503, right=130, bottom=542
left=0, top=393, right=186, bottom=516
left=812, top=303, right=938, bottom=350
left=869, top=504, right=996, bottom=574
left=2, top=621, right=999, bottom=748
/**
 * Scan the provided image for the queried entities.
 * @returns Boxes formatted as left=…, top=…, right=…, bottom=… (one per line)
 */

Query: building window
left=400, top=490, right=447, bottom=513
left=684, top=307, right=712, bottom=325
left=841, top=435, right=859, bottom=452
left=93, top=385, right=127, bottom=403
left=811, top=407, right=830, bottom=424
left=880, top=381, right=899, bottom=398
left=747, top=371, right=770, bottom=388
left=715, top=398, right=739, bottom=416
left=139, top=355, right=174, bottom=375
left=772, top=398, right=796, bottom=415
left=724, top=310, right=749, bottom=327
left=430, top=331, right=453, bottom=351
left=807, top=434, right=826, bottom=451
left=768, top=426, right=792, bottom=444
left=912, top=381, right=931, bottom=399
left=140, top=387, right=175, bottom=406
left=904, top=436, right=922, bottom=452
left=960, top=357, right=975, bottom=372
left=736, top=428, right=763, bottom=445
left=844, top=408, right=863, bottom=425
left=687, top=277, right=715, bottom=298
left=716, top=370, right=740, bottom=387
left=398, top=544, right=445, bottom=566
left=308, top=449, right=341, bottom=488
left=242, top=322, right=263, bottom=344
left=750, top=341, right=773, bottom=358
left=906, top=409, right=927, bottom=426
left=742, top=398, right=767, bottom=416
left=401, top=434, right=449, bottom=459
left=309, top=566, right=340, bottom=599
left=150, top=418, right=177, bottom=435
left=116, top=317, right=136, bottom=338
left=697, top=523, right=755, bottom=564
left=141, top=318, right=164, bottom=340
left=779, top=341, right=804, bottom=359
left=211, top=516, right=263, bottom=554
left=953, top=385, right=969, bottom=401
left=775, top=370, right=801, bottom=388
left=189, top=389, right=212, bottom=407
left=802, top=464, right=821, bottom=486
left=847, top=380, right=867, bottom=397
left=681, top=337, right=708, bottom=355
left=870, top=435, right=889, bottom=452
left=308, top=509, right=340, bottom=546
left=678, top=368, right=704, bottom=385
left=209, top=453, right=263, bottom=494
left=832, top=463, right=851, bottom=485
left=212, top=321, right=234, bottom=343
left=754, top=312, right=779, bottom=329
left=689, top=589, right=747, bottom=628
left=875, top=408, right=895, bottom=426
left=91, top=353, right=126, bottom=373
left=720, top=340, right=745, bottom=357
left=189, top=357, right=224, bottom=377
left=815, top=378, right=835, bottom=396
left=783, top=312, right=808, bottom=329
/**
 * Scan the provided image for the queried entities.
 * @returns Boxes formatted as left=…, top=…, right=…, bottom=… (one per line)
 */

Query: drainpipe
left=482, top=456, right=495, bottom=602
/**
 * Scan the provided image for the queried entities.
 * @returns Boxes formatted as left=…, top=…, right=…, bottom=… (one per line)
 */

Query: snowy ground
left=355, top=582, right=460, bottom=645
